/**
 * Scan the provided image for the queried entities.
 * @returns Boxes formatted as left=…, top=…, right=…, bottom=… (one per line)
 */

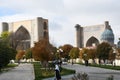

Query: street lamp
left=57, top=48, right=63, bottom=65
left=83, top=53, right=88, bottom=66
left=112, top=47, right=116, bottom=66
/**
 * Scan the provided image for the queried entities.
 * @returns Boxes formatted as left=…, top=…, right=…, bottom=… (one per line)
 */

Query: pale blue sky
left=0, top=0, right=120, bottom=47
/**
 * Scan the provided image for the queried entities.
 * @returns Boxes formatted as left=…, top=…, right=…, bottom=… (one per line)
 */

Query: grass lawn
left=0, top=63, right=18, bottom=72
left=33, top=62, right=75, bottom=80
left=90, top=64, right=120, bottom=70
left=78, top=62, right=120, bottom=70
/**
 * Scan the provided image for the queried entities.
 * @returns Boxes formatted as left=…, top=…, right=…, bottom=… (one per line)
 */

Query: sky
left=0, top=0, right=120, bottom=47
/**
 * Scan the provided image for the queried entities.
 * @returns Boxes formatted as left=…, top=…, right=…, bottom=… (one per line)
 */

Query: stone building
left=117, top=38, right=120, bottom=48
left=0, top=17, right=49, bottom=50
left=75, top=21, right=114, bottom=48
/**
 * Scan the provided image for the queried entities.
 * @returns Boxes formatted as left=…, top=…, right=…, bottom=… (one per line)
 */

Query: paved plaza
left=43, top=64, right=120, bottom=80
left=1, top=63, right=120, bottom=80
left=0, top=63, right=35, bottom=80
left=62, top=64, right=120, bottom=80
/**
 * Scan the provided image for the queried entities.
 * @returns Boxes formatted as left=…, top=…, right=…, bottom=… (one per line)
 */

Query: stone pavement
left=43, top=63, right=120, bottom=80
left=0, top=63, right=35, bottom=80
left=62, top=64, right=120, bottom=80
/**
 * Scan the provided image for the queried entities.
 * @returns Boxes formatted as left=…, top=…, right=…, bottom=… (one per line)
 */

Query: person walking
left=54, top=64, right=61, bottom=80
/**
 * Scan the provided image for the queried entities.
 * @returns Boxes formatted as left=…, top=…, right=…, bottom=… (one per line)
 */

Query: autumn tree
left=61, top=44, right=73, bottom=59
left=16, top=50, right=25, bottom=61
left=88, top=49, right=97, bottom=64
left=108, top=49, right=116, bottom=64
left=69, top=47, right=80, bottom=64
left=32, top=38, right=55, bottom=68
left=96, top=42, right=112, bottom=64
left=79, top=48, right=89, bottom=61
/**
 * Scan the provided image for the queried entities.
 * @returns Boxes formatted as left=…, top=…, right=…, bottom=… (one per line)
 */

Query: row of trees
left=25, top=38, right=116, bottom=65
left=57, top=42, right=116, bottom=65
left=15, top=38, right=118, bottom=66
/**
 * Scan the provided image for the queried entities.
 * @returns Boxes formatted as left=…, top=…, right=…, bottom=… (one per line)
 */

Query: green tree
left=80, top=48, right=89, bottom=61
left=0, top=31, right=17, bottom=60
left=69, top=47, right=80, bottom=64
left=96, top=42, right=112, bottom=63
left=0, top=41, right=16, bottom=71
left=0, top=31, right=10, bottom=46
left=25, top=48, right=32, bottom=59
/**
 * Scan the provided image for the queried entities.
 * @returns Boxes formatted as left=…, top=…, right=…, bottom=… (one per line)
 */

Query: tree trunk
left=72, top=59, right=73, bottom=65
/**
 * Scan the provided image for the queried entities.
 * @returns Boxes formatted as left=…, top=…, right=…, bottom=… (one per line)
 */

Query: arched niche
left=86, top=36, right=99, bottom=47
left=15, top=26, right=31, bottom=50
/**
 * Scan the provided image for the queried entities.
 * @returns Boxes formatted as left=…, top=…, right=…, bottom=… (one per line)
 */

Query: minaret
left=75, top=24, right=83, bottom=48
left=2, top=22, right=8, bottom=32
left=103, top=21, right=114, bottom=46
left=104, top=21, right=111, bottom=30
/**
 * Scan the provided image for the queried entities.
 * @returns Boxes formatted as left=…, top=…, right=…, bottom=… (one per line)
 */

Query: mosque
left=75, top=21, right=114, bottom=48
left=0, top=17, right=49, bottom=50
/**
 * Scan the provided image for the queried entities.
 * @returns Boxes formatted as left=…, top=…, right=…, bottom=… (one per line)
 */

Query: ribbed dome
left=101, top=29, right=114, bottom=43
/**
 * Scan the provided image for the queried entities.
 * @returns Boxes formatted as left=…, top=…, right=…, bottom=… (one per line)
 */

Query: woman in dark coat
left=55, top=64, right=61, bottom=80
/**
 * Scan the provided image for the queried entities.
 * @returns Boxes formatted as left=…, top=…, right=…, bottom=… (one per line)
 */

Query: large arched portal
left=86, top=36, right=99, bottom=47
left=15, top=26, right=30, bottom=50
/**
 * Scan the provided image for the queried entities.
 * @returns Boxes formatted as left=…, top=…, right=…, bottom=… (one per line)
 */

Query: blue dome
left=101, top=29, right=114, bottom=42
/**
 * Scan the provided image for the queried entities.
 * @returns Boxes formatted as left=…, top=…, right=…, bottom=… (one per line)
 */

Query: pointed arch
left=15, top=26, right=31, bottom=50
left=86, top=36, right=99, bottom=47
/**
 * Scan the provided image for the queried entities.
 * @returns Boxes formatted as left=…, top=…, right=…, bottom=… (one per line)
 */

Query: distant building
left=117, top=39, right=120, bottom=48
left=75, top=21, right=114, bottom=48
left=0, top=17, right=49, bottom=50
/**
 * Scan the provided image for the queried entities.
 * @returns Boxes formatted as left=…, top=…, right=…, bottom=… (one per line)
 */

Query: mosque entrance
left=86, top=36, right=99, bottom=47
left=15, top=26, right=30, bottom=50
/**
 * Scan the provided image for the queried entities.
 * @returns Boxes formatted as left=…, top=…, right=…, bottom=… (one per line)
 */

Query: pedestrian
left=54, top=64, right=61, bottom=80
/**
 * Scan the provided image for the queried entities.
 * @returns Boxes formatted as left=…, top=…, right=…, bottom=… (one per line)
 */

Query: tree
left=61, top=44, right=73, bottom=59
left=96, top=42, right=112, bottom=64
left=0, top=31, right=28, bottom=50
left=0, top=44, right=10, bottom=71
left=0, top=32, right=17, bottom=71
left=109, top=49, right=115, bottom=64
left=32, top=38, right=55, bottom=68
left=88, top=49, right=96, bottom=64
left=16, top=50, right=25, bottom=61
left=79, top=48, right=89, bottom=61
left=0, top=31, right=10, bottom=46
left=0, top=41, right=16, bottom=71
left=69, top=47, right=80, bottom=64
left=25, top=48, right=32, bottom=59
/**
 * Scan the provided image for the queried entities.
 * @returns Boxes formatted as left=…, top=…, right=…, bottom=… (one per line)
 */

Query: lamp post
left=57, top=48, right=63, bottom=65
left=112, top=47, right=116, bottom=66
left=84, top=53, right=88, bottom=66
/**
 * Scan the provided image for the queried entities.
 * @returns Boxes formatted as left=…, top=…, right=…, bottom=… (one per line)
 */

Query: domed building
left=117, top=39, right=120, bottom=48
left=101, top=26, right=114, bottom=45
left=75, top=21, right=115, bottom=48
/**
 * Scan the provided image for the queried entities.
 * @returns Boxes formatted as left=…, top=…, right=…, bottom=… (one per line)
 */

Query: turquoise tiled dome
left=101, top=29, right=114, bottom=43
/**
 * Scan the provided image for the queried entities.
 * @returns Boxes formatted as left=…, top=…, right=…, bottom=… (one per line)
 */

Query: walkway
left=0, top=63, right=35, bottom=80
left=43, top=64, right=120, bottom=80
left=62, top=64, right=120, bottom=80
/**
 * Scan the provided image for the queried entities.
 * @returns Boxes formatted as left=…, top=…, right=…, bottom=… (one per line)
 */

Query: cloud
left=0, top=0, right=120, bottom=46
